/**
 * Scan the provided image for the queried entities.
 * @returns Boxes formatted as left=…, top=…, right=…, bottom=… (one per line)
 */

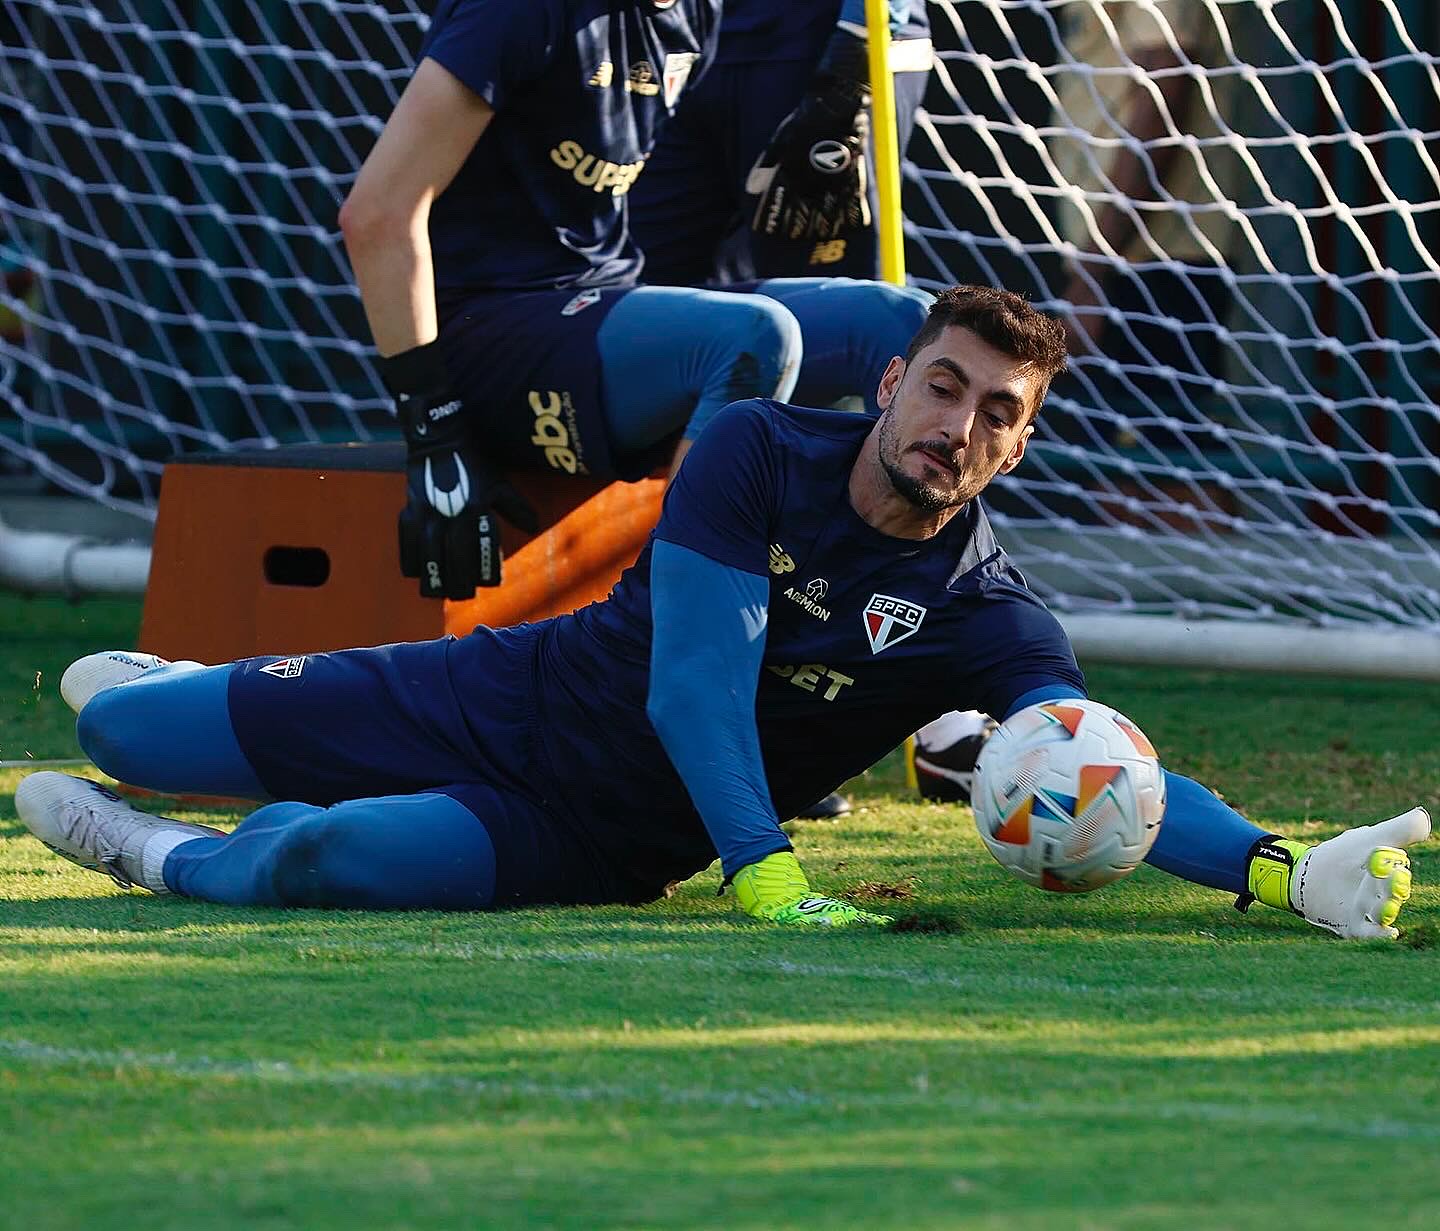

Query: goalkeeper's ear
left=875, top=355, right=906, bottom=410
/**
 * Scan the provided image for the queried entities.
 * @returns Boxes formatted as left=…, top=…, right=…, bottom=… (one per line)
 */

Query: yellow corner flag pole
left=864, top=0, right=906, bottom=287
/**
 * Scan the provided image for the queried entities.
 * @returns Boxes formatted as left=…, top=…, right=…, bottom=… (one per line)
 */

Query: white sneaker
left=14, top=772, right=224, bottom=893
left=60, top=651, right=173, bottom=714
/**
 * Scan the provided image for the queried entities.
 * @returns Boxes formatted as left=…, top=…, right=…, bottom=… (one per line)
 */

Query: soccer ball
left=972, top=699, right=1165, bottom=893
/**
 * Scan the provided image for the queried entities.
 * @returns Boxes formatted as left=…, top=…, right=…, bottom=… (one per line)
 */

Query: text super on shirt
left=423, top=0, right=721, bottom=296
left=528, top=399, right=1086, bottom=895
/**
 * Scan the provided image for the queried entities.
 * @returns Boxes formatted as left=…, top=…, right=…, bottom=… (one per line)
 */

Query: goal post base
left=1059, top=612, right=1440, bottom=683
left=137, top=444, right=664, bottom=664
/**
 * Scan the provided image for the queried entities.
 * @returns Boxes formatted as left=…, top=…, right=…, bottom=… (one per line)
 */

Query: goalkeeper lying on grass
left=16, top=286, right=1428, bottom=938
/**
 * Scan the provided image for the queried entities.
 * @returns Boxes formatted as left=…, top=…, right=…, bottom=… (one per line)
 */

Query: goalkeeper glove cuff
left=1237, top=835, right=1310, bottom=914
left=380, top=340, right=537, bottom=597
left=379, top=340, right=461, bottom=446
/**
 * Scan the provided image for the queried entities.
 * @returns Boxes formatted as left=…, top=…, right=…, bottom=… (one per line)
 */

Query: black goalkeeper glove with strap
left=380, top=340, right=538, bottom=599
left=746, top=28, right=872, bottom=244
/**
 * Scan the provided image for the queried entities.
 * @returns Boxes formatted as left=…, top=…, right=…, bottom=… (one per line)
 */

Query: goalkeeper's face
left=875, top=327, right=1040, bottom=513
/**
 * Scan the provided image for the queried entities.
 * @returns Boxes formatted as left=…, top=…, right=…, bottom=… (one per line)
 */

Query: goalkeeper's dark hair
left=903, top=285, right=1069, bottom=417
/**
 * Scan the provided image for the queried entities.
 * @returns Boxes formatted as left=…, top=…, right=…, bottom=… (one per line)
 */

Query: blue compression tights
left=596, top=278, right=931, bottom=454
left=597, top=286, right=801, bottom=456
left=164, top=794, right=497, bottom=909
left=756, top=278, right=932, bottom=414
left=75, top=667, right=497, bottom=909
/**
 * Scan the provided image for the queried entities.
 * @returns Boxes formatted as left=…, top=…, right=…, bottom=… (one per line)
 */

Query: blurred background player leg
left=742, top=276, right=930, bottom=412
left=592, top=285, right=802, bottom=476
left=909, top=710, right=998, bottom=805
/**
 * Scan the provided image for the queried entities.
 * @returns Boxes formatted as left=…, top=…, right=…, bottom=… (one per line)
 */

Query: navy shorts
left=436, top=285, right=669, bottom=483
left=226, top=631, right=630, bottom=907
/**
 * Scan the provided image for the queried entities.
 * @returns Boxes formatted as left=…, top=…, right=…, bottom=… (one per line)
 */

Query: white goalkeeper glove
left=1242, top=807, right=1430, bottom=939
left=731, top=851, right=891, bottom=928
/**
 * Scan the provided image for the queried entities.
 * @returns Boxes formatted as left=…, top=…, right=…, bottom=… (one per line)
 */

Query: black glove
left=745, top=29, right=872, bottom=243
left=380, top=341, right=538, bottom=599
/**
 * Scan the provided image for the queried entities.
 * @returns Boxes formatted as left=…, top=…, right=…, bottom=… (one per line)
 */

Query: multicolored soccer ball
left=972, top=699, right=1165, bottom=892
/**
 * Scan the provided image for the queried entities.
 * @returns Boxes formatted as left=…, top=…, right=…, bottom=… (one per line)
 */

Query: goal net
left=913, top=0, right=1440, bottom=634
left=2, top=1, right=1438, bottom=641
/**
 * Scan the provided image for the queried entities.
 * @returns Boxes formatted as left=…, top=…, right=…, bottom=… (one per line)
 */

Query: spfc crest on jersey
left=862, top=594, right=926, bottom=654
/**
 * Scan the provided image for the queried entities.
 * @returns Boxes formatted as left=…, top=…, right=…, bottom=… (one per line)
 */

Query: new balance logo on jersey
left=863, top=594, right=926, bottom=654
left=768, top=544, right=795, bottom=575
left=783, top=578, right=831, bottom=621
left=549, top=141, right=647, bottom=196
left=809, top=240, right=847, bottom=265
left=260, top=657, right=307, bottom=680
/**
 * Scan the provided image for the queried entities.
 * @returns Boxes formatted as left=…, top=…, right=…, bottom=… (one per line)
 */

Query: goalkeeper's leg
left=163, top=792, right=499, bottom=908
left=76, top=660, right=267, bottom=799
left=164, top=781, right=617, bottom=910
left=73, top=638, right=525, bottom=806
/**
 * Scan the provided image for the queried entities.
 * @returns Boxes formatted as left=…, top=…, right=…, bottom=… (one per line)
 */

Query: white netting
left=3, top=0, right=1439, bottom=630
left=912, top=0, right=1440, bottom=628
left=0, top=0, right=424, bottom=511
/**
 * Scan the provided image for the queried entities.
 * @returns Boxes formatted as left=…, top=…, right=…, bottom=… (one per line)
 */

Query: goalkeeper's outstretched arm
left=647, top=540, right=888, bottom=927
left=1006, top=684, right=1430, bottom=939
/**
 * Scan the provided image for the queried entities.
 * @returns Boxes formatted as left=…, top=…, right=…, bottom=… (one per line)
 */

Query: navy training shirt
left=528, top=399, right=1086, bottom=898
left=422, top=0, right=721, bottom=295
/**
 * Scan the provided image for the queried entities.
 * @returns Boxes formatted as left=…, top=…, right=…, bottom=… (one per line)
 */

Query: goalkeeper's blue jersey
left=525, top=399, right=1084, bottom=894
left=422, top=0, right=720, bottom=295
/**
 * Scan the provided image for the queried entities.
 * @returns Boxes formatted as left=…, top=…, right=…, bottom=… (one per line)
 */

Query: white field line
left=280, top=938, right=1440, bottom=1017
left=2, top=1037, right=1436, bottom=1141
left=2, top=929, right=1436, bottom=1016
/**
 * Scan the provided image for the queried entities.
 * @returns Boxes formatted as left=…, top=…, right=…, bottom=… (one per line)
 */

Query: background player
left=19, top=286, right=1427, bottom=939
left=339, top=0, right=930, bottom=600
left=632, top=0, right=933, bottom=284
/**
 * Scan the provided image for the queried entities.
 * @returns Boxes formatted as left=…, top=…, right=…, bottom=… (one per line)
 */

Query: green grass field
left=2, top=594, right=1438, bottom=1230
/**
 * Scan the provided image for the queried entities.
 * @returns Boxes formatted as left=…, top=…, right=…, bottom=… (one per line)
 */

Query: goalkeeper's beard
left=876, top=406, right=970, bottom=513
